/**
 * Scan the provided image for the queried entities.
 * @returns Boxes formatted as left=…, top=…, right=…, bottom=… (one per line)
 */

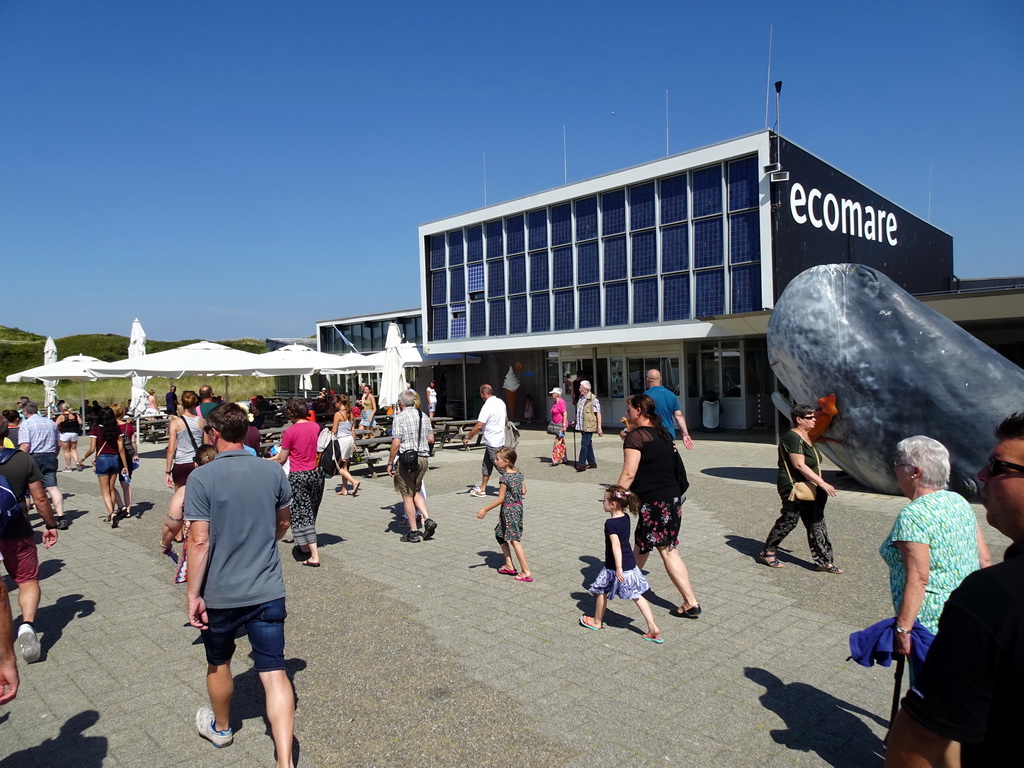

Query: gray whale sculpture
left=767, top=263, right=1024, bottom=498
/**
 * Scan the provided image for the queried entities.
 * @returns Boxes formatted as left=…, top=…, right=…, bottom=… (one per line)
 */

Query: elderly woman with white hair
left=880, top=435, right=992, bottom=664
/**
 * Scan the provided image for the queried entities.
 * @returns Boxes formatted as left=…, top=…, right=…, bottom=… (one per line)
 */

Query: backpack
left=0, top=448, right=22, bottom=535
left=317, top=428, right=341, bottom=477
left=120, top=423, right=135, bottom=460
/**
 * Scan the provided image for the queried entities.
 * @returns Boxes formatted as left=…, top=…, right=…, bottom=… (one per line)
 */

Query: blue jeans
left=202, top=597, right=287, bottom=672
left=578, top=432, right=596, bottom=466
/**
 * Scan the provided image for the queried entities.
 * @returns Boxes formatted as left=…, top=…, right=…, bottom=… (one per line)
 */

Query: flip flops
left=642, top=633, right=664, bottom=644
left=497, top=566, right=518, bottom=575
left=514, top=574, right=533, bottom=582
left=579, top=616, right=601, bottom=630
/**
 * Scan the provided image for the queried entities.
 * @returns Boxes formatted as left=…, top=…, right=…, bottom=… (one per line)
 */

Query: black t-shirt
left=901, top=541, right=1024, bottom=765
left=0, top=448, right=43, bottom=540
left=604, top=515, right=637, bottom=570
left=623, top=426, right=677, bottom=503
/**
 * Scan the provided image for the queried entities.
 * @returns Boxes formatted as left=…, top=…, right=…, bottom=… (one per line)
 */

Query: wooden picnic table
left=435, top=419, right=482, bottom=450
left=138, top=415, right=172, bottom=443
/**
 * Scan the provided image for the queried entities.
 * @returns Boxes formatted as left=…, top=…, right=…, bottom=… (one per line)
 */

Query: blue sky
left=2, top=1, right=1021, bottom=342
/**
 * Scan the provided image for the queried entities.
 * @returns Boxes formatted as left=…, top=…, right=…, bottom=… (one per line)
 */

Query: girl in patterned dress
left=477, top=447, right=532, bottom=582
left=580, top=485, right=662, bottom=642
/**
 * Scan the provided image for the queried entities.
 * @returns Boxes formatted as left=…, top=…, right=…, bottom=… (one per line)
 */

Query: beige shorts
left=393, top=456, right=428, bottom=497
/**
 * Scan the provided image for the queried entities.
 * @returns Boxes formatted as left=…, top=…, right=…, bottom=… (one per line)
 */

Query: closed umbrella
left=127, top=319, right=149, bottom=418
left=42, top=337, right=58, bottom=416
left=377, top=323, right=406, bottom=410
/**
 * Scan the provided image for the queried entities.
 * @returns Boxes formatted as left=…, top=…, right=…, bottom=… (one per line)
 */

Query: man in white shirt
left=463, top=384, right=507, bottom=498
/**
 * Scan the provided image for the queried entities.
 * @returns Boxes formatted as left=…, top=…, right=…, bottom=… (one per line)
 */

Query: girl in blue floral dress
left=579, top=485, right=662, bottom=642
left=477, top=447, right=532, bottom=582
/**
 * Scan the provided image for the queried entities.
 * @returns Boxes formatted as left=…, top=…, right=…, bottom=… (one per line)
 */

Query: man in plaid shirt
left=387, top=390, right=435, bottom=543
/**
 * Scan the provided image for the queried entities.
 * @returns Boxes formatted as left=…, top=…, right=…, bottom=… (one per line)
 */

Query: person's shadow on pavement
left=35, top=593, right=95, bottom=661
left=0, top=710, right=106, bottom=767
left=744, top=667, right=887, bottom=767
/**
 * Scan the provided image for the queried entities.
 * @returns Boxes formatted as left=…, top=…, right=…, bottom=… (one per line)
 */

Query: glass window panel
left=578, top=285, right=600, bottom=328
left=431, top=271, right=446, bottom=306
left=554, top=289, right=575, bottom=331
left=447, top=231, right=464, bottom=265
left=631, top=231, right=657, bottom=277
left=483, top=220, right=501, bottom=260
left=487, top=259, right=505, bottom=297
left=693, top=218, right=723, bottom=269
left=602, top=189, right=625, bottom=235
left=577, top=241, right=599, bottom=285
left=662, top=223, right=688, bottom=273
left=529, top=250, right=549, bottom=291
left=531, top=293, right=550, bottom=333
left=695, top=269, right=725, bottom=317
left=604, top=236, right=626, bottom=281
left=692, top=165, right=722, bottom=218
left=728, top=156, right=758, bottom=211
left=552, top=246, right=574, bottom=289
left=508, top=254, right=526, bottom=294
left=467, top=263, right=484, bottom=293
left=633, top=278, right=658, bottom=324
left=506, top=214, right=525, bottom=254
left=605, top=282, right=628, bottom=326
left=465, top=225, right=481, bottom=263
left=551, top=203, right=572, bottom=246
left=663, top=273, right=690, bottom=321
left=630, top=182, right=655, bottom=230
left=489, top=298, right=506, bottom=336
left=528, top=209, right=548, bottom=251
left=470, top=301, right=486, bottom=337
left=431, top=306, right=447, bottom=341
left=509, top=295, right=527, bottom=334
left=729, top=210, right=760, bottom=264
left=660, top=174, right=687, bottom=224
left=451, top=315, right=466, bottom=338
left=450, top=266, right=465, bottom=302
left=731, top=263, right=762, bottom=314
left=430, top=234, right=446, bottom=269
left=575, top=196, right=598, bottom=240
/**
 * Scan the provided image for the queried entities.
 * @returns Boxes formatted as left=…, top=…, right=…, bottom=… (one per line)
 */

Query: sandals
left=674, top=604, right=701, bottom=619
left=817, top=563, right=844, bottom=574
left=497, top=566, right=518, bottom=575
left=758, top=552, right=784, bottom=568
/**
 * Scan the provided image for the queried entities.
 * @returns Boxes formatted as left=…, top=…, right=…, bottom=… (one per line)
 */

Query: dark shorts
left=634, top=497, right=683, bottom=555
left=201, top=597, right=287, bottom=672
left=31, top=453, right=58, bottom=488
left=171, top=462, right=196, bottom=487
left=0, top=536, right=40, bottom=583
left=95, top=454, right=121, bottom=476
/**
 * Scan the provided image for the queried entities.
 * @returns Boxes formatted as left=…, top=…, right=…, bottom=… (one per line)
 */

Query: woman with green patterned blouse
left=880, top=436, right=992, bottom=666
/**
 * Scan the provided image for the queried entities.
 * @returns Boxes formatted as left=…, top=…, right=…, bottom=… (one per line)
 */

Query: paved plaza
left=2, top=426, right=1002, bottom=767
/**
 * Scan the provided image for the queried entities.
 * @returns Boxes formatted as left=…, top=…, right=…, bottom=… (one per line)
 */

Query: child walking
left=477, top=447, right=532, bottom=582
left=580, top=485, right=662, bottom=642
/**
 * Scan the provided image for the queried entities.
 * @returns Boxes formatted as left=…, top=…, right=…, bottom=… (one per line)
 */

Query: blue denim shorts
left=32, top=452, right=58, bottom=488
left=201, top=597, right=287, bottom=672
left=94, top=454, right=121, bottom=476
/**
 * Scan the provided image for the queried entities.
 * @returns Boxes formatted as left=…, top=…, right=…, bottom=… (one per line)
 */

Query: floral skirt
left=634, top=497, right=682, bottom=555
left=587, top=566, right=650, bottom=600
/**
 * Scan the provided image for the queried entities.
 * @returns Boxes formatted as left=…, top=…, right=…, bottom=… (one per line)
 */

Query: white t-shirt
left=426, top=387, right=437, bottom=405
left=476, top=395, right=507, bottom=448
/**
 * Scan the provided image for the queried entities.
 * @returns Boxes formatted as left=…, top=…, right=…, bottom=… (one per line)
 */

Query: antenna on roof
left=764, top=25, right=773, bottom=130
left=775, top=80, right=783, bottom=135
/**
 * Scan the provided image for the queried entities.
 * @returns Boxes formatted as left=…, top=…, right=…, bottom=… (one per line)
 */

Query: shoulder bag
left=399, top=413, right=424, bottom=472
left=781, top=440, right=819, bottom=501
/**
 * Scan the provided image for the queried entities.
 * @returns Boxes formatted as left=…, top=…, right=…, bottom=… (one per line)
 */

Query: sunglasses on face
left=985, top=456, right=1024, bottom=477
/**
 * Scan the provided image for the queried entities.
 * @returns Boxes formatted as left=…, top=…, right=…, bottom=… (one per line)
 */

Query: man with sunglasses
left=887, top=412, right=1024, bottom=766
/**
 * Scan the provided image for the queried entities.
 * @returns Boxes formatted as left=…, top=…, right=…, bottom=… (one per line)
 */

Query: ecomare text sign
left=789, top=182, right=898, bottom=246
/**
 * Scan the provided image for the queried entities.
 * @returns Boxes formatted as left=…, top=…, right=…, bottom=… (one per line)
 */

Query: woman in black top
left=616, top=394, right=701, bottom=619
left=55, top=403, right=83, bottom=471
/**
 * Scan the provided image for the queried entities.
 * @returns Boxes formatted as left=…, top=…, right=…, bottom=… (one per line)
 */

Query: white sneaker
left=16, top=625, right=40, bottom=664
left=469, top=487, right=486, bottom=498
left=196, top=706, right=233, bottom=747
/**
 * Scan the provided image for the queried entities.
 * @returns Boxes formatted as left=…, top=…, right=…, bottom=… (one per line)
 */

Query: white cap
left=549, top=387, right=562, bottom=395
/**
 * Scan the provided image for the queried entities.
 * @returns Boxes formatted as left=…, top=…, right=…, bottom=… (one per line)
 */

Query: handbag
left=781, top=441, right=819, bottom=501
left=317, top=428, right=341, bottom=477
left=672, top=443, right=690, bottom=497
left=547, top=421, right=563, bottom=436
left=505, top=421, right=520, bottom=450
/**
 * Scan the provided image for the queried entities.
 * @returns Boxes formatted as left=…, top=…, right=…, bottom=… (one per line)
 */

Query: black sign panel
left=771, top=137, right=953, bottom=298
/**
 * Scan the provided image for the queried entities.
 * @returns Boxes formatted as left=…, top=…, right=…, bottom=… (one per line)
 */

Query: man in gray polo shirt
left=184, top=403, right=294, bottom=767
left=17, top=402, right=67, bottom=530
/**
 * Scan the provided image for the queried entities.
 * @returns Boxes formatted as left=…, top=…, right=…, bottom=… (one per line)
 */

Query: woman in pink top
left=270, top=398, right=325, bottom=566
left=550, top=388, right=568, bottom=466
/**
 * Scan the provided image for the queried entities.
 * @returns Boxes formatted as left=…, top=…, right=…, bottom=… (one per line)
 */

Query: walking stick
left=888, top=654, right=906, bottom=729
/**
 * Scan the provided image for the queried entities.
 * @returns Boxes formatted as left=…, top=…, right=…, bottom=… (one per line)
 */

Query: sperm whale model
left=767, top=263, right=1024, bottom=498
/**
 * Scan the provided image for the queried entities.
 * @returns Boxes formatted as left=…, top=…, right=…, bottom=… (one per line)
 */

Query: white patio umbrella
left=319, top=351, right=378, bottom=375
left=377, top=323, right=406, bottom=409
left=6, top=354, right=105, bottom=418
left=253, top=345, right=370, bottom=376
left=89, top=341, right=265, bottom=401
left=42, top=337, right=58, bottom=416
left=359, top=344, right=481, bottom=370
left=127, top=319, right=149, bottom=418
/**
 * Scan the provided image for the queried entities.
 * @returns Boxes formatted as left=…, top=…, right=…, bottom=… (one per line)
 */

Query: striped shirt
left=19, top=414, right=59, bottom=454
